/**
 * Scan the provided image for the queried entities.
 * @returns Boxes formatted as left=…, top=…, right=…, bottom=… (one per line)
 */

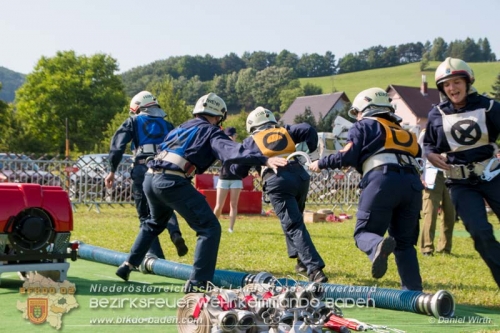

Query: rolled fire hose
left=176, top=293, right=212, bottom=333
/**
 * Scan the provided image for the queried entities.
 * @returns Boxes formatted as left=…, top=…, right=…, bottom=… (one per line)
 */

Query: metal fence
left=0, top=155, right=361, bottom=211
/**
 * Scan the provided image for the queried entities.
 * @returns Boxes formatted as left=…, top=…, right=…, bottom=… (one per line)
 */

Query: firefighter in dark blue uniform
left=309, top=88, right=424, bottom=291
left=115, top=93, right=288, bottom=291
left=424, top=58, right=500, bottom=288
left=232, top=107, right=328, bottom=283
left=105, top=91, right=188, bottom=259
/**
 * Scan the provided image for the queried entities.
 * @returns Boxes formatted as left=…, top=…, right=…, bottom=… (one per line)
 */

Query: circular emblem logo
left=450, top=120, right=481, bottom=146
left=262, top=132, right=289, bottom=151
left=142, top=119, right=166, bottom=140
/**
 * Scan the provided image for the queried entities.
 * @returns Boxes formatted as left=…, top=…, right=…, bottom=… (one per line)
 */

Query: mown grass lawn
left=72, top=204, right=500, bottom=309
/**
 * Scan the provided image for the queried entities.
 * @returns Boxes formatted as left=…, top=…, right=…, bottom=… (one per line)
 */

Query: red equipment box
left=195, top=174, right=262, bottom=214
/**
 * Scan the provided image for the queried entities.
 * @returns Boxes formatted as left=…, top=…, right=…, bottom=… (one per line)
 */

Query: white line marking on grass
left=93, top=273, right=154, bottom=284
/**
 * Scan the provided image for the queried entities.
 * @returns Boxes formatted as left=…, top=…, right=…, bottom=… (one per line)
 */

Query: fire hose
left=177, top=293, right=212, bottom=333
left=77, top=242, right=455, bottom=319
left=177, top=283, right=406, bottom=333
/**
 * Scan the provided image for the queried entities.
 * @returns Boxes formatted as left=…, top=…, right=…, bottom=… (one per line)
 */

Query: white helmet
left=129, top=91, right=159, bottom=114
left=193, top=93, right=227, bottom=120
left=435, top=57, right=475, bottom=90
left=348, top=87, right=394, bottom=119
left=246, top=106, right=278, bottom=133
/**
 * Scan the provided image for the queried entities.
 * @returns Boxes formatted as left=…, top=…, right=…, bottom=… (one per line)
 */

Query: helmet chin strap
left=215, top=115, right=226, bottom=126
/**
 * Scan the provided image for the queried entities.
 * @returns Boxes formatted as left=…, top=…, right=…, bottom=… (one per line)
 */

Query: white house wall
left=390, top=92, right=419, bottom=127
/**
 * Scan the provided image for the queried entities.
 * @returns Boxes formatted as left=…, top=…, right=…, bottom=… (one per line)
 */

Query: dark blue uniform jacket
left=148, top=117, right=269, bottom=174
left=424, top=93, right=500, bottom=165
left=318, top=115, right=421, bottom=174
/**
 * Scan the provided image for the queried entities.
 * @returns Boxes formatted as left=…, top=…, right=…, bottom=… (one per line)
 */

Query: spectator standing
left=418, top=129, right=455, bottom=256
left=214, top=127, right=243, bottom=233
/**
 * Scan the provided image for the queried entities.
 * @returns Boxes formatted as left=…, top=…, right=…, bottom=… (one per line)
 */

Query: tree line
left=339, top=37, right=495, bottom=74
left=122, top=37, right=496, bottom=96
left=0, top=36, right=498, bottom=156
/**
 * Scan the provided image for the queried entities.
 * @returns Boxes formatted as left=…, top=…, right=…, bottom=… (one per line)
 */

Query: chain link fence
left=0, top=154, right=361, bottom=211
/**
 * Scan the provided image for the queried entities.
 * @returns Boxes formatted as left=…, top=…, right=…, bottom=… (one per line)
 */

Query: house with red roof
left=388, top=75, right=440, bottom=132
left=281, top=77, right=439, bottom=134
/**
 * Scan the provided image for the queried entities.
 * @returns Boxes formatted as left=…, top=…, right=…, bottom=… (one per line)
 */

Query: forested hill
left=0, top=36, right=497, bottom=104
left=0, top=67, right=25, bottom=102
left=119, top=37, right=496, bottom=98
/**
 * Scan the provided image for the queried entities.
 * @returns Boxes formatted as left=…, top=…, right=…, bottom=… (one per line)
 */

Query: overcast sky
left=1, top=0, right=499, bottom=74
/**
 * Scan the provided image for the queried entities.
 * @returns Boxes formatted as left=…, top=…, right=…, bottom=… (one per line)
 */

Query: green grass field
left=299, top=61, right=500, bottom=101
left=1, top=205, right=499, bottom=333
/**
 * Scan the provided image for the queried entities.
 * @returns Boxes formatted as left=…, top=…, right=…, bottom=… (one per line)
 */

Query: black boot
left=371, top=237, right=396, bottom=279
left=309, top=269, right=328, bottom=283
left=183, top=280, right=212, bottom=293
left=171, top=233, right=188, bottom=257
left=295, top=259, right=307, bottom=273
left=116, top=263, right=133, bottom=281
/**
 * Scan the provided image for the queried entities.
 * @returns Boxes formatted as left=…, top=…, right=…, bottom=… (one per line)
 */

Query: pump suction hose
left=76, top=242, right=455, bottom=318
left=275, top=279, right=455, bottom=318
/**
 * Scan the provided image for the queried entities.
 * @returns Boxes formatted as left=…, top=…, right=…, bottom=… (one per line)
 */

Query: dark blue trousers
left=448, top=175, right=500, bottom=288
left=265, top=164, right=325, bottom=275
left=354, top=166, right=423, bottom=291
left=131, top=164, right=181, bottom=258
left=127, top=173, right=221, bottom=282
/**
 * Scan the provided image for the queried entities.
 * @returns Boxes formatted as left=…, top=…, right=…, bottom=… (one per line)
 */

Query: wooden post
left=65, top=118, right=70, bottom=160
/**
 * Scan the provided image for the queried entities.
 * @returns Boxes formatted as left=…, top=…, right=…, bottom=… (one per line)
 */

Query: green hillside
left=0, top=66, right=25, bottom=103
left=300, top=61, right=500, bottom=101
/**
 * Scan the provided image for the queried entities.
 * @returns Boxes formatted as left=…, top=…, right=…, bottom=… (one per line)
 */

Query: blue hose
left=77, top=242, right=454, bottom=318
left=77, top=242, right=250, bottom=287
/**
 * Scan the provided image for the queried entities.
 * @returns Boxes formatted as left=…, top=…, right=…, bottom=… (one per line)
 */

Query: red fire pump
left=0, top=183, right=78, bottom=283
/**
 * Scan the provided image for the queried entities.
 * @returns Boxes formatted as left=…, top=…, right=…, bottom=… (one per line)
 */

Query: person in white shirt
left=213, top=127, right=243, bottom=233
